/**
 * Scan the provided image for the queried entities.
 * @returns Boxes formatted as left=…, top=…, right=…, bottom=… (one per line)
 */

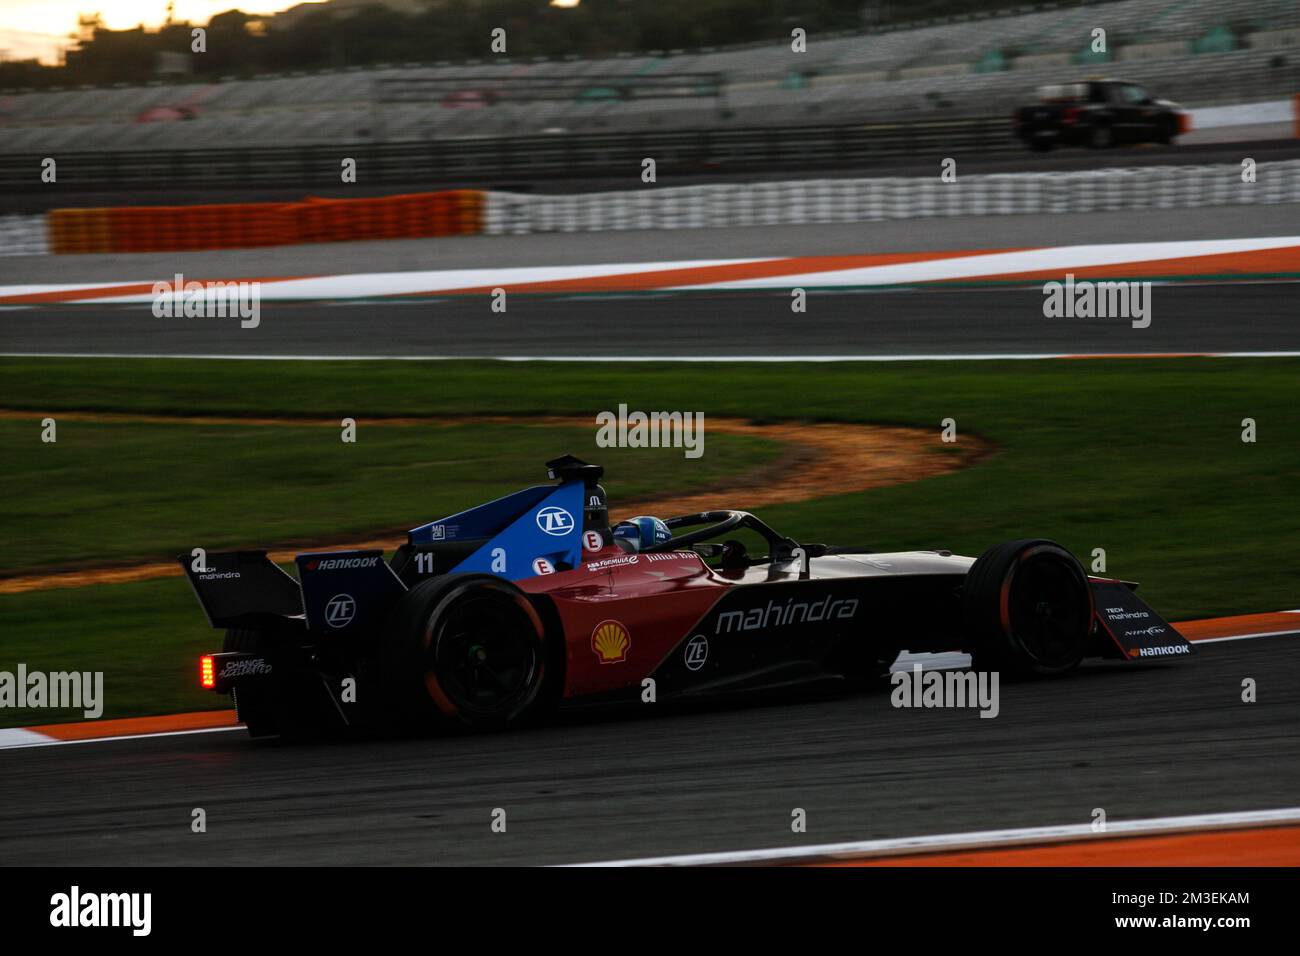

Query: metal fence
left=0, top=117, right=1013, bottom=194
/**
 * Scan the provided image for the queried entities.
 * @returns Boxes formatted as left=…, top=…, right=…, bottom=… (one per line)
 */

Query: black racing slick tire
left=963, top=539, right=1094, bottom=677
left=223, top=627, right=282, bottom=737
left=382, top=574, right=551, bottom=731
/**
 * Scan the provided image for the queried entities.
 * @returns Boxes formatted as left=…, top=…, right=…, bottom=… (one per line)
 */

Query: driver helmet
left=612, top=516, right=671, bottom=553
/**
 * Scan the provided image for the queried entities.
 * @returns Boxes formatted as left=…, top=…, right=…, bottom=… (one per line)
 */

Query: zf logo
left=536, top=506, right=575, bottom=537
left=684, top=634, right=709, bottom=671
left=325, top=593, right=356, bottom=628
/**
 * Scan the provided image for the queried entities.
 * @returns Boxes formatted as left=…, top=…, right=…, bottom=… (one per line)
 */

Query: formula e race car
left=182, top=456, right=1192, bottom=737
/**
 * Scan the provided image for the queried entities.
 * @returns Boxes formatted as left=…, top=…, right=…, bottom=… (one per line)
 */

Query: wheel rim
left=426, top=592, right=540, bottom=718
left=1004, top=552, right=1091, bottom=668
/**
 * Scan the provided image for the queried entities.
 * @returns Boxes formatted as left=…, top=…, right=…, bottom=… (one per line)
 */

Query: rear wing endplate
left=178, top=550, right=304, bottom=629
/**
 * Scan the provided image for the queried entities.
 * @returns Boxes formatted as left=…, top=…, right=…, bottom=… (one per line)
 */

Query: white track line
left=0, top=728, right=55, bottom=748
left=0, top=725, right=241, bottom=752
left=569, top=806, right=1300, bottom=867
left=1194, top=629, right=1300, bottom=644
left=4, top=352, right=1300, bottom=363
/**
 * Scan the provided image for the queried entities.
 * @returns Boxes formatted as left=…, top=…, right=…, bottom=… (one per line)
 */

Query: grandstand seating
left=1, top=0, right=1297, bottom=150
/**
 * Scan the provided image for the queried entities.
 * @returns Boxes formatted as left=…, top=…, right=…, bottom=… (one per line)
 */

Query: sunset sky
left=0, top=0, right=312, bottom=63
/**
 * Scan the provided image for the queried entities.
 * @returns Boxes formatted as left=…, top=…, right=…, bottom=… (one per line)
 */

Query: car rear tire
left=963, top=539, right=1094, bottom=677
left=1088, top=124, right=1113, bottom=149
left=382, top=574, right=551, bottom=731
left=223, top=627, right=283, bottom=737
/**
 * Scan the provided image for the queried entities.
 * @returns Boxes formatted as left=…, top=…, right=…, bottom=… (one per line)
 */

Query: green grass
left=0, top=578, right=215, bottom=724
left=0, top=419, right=779, bottom=573
left=1, top=356, right=1297, bottom=726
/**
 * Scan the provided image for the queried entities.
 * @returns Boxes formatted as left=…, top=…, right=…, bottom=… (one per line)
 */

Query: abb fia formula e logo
left=324, top=593, right=356, bottom=628
left=591, top=620, right=631, bottom=664
left=536, top=506, right=575, bottom=537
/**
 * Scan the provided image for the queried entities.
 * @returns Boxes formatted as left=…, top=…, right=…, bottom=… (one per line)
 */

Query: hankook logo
left=309, top=556, right=380, bottom=571
left=1134, top=644, right=1190, bottom=657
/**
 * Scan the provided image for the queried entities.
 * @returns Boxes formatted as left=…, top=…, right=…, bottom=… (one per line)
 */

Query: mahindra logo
left=536, top=506, right=574, bottom=537
left=716, top=594, right=859, bottom=634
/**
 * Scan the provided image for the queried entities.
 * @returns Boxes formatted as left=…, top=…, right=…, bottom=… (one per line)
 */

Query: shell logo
left=591, top=620, right=631, bottom=664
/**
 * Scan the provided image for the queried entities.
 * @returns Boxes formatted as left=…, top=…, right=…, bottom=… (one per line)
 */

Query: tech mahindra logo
left=1105, top=607, right=1150, bottom=620
left=716, top=594, right=859, bottom=633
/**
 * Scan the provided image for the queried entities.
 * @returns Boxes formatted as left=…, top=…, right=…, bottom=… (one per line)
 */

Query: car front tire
left=963, top=539, right=1094, bottom=677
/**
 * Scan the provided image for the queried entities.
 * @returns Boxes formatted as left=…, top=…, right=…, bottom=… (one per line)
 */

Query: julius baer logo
left=50, top=886, right=151, bottom=936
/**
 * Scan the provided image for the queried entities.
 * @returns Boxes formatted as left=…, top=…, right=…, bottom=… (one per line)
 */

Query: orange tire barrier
left=45, top=190, right=485, bottom=255
left=48, top=207, right=113, bottom=255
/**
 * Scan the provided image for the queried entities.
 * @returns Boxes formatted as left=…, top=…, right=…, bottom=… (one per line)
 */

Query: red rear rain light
left=200, top=655, right=215, bottom=689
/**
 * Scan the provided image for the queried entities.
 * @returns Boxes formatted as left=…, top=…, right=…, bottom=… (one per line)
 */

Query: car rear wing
left=177, top=550, right=305, bottom=630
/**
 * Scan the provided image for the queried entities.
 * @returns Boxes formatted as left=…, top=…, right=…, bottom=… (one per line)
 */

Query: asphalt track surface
left=2, top=283, right=1295, bottom=358
left=0, top=636, right=1295, bottom=865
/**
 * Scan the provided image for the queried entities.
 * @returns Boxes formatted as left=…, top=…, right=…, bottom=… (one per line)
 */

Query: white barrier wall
left=0, top=215, right=48, bottom=257
left=484, top=160, right=1300, bottom=235
left=4, top=160, right=1298, bottom=255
